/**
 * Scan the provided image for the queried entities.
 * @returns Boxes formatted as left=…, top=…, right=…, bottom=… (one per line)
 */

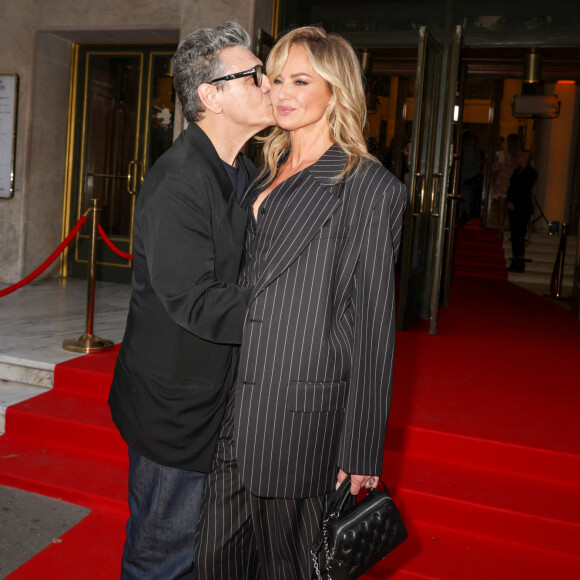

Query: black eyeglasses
left=210, top=64, right=264, bottom=87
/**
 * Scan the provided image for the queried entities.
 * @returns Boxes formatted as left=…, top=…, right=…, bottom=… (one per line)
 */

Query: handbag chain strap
left=312, top=512, right=337, bottom=580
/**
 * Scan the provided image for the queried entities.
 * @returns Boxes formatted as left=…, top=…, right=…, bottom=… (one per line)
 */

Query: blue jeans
left=121, top=448, right=206, bottom=579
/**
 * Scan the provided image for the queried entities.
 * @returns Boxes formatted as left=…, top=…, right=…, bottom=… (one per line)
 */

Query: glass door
left=439, top=37, right=465, bottom=313
left=397, top=26, right=462, bottom=334
left=63, top=44, right=177, bottom=283
left=397, top=27, right=442, bottom=330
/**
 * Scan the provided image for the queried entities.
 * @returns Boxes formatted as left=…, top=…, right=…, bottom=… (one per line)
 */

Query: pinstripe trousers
left=195, top=387, right=330, bottom=580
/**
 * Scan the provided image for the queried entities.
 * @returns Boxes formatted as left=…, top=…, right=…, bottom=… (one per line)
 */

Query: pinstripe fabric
left=195, top=391, right=260, bottom=579
left=195, top=387, right=328, bottom=580
left=235, top=145, right=406, bottom=499
left=196, top=145, right=406, bottom=579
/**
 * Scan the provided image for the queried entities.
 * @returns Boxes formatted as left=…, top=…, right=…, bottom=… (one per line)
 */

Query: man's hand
left=336, top=468, right=380, bottom=495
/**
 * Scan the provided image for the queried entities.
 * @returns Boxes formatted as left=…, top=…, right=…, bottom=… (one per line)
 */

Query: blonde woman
left=196, top=26, right=406, bottom=579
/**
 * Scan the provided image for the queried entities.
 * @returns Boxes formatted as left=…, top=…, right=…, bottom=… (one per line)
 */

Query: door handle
left=430, top=172, right=443, bottom=217
left=411, top=172, right=426, bottom=217
left=127, top=160, right=144, bottom=195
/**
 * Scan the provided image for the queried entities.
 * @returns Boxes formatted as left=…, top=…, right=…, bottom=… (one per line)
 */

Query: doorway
left=364, top=38, right=580, bottom=332
left=63, top=43, right=177, bottom=283
left=458, top=46, right=580, bottom=234
left=360, top=28, right=462, bottom=334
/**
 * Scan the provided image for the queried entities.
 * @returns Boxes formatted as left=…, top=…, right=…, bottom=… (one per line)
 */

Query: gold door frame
left=397, top=27, right=443, bottom=330
left=428, top=26, right=463, bottom=334
left=61, top=44, right=176, bottom=280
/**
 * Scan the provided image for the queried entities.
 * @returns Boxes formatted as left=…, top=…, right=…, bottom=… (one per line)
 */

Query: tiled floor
left=0, top=277, right=131, bottom=369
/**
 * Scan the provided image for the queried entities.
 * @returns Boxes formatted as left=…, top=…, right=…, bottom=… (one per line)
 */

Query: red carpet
left=453, top=220, right=508, bottom=280
left=0, top=345, right=128, bottom=579
left=1, top=266, right=579, bottom=577
left=375, top=275, right=580, bottom=579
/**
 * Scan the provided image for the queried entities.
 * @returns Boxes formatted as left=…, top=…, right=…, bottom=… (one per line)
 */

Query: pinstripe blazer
left=234, top=145, right=406, bottom=499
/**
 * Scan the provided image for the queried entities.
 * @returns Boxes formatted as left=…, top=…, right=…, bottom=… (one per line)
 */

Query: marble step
left=525, top=232, right=578, bottom=243
left=510, top=260, right=575, bottom=275
left=0, top=357, right=54, bottom=389
left=520, top=245, right=578, bottom=260
left=0, top=357, right=54, bottom=435
left=501, top=252, right=571, bottom=268
left=503, top=242, right=577, bottom=264
left=527, top=233, right=578, bottom=244
left=0, top=379, right=49, bottom=435
left=504, top=233, right=577, bottom=247
left=503, top=233, right=577, bottom=291
left=508, top=271, right=574, bottom=289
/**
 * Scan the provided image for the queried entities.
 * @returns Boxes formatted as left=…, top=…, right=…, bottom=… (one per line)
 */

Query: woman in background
left=196, top=26, right=406, bottom=579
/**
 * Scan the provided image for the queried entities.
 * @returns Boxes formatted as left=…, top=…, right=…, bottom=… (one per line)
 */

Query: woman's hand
left=336, top=468, right=380, bottom=495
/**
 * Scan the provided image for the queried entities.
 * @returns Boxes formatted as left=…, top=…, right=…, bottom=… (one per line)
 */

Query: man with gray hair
left=108, top=21, right=273, bottom=579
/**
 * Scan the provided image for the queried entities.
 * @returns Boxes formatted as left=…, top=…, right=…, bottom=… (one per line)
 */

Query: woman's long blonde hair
left=259, top=26, right=374, bottom=184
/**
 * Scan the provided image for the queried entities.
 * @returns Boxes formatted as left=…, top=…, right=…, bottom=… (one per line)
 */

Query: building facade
left=0, top=0, right=272, bottom=284
left=1, top=0, right=579, bottom=292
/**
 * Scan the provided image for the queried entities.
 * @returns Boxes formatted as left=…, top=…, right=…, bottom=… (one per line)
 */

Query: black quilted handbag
left=311, top=476, right=407, bottom=580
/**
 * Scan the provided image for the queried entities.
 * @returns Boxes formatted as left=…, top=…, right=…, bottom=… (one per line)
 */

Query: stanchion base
left=63, top=333, right=115, bottom=353
left=543, top=293, right=574, bottom=303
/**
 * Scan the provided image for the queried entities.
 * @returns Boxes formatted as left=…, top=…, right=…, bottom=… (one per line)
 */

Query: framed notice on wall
left=0, top=73, right=18, bottom=199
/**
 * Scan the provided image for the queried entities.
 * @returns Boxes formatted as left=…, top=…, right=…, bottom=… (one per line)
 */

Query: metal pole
left=555, top=223, right=568, bottom=298
left=63, top=198, right=114, bottom=353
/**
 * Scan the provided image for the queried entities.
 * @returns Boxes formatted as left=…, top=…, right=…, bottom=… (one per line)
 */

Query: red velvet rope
left=0, top=215, right=88, bottom=298
left=97, top=224, right=133, bottom=260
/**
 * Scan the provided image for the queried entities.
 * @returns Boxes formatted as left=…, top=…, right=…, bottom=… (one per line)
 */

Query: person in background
left=459, top=129, right=484, bottom=226
left=108, top=22, right=274, bottom=580
left=506, top=149, right=537, bottom=273
left=491, top=133, right=520, bottom=237
left=195, top=25, right=406, bottom=580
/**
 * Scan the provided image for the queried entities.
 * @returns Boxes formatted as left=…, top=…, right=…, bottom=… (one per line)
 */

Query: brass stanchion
left=547, top=222, right=571, bottom=301
left=554, top=222, right=568, bottom=299
left=63, top=199, right=115, bottom=353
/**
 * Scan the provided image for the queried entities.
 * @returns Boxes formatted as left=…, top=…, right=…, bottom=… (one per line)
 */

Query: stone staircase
left=0, top=278, right=131, bottom=438
left=504, top=231, right=578, bottom=292
left=0, top=358, right=52, bottom=434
